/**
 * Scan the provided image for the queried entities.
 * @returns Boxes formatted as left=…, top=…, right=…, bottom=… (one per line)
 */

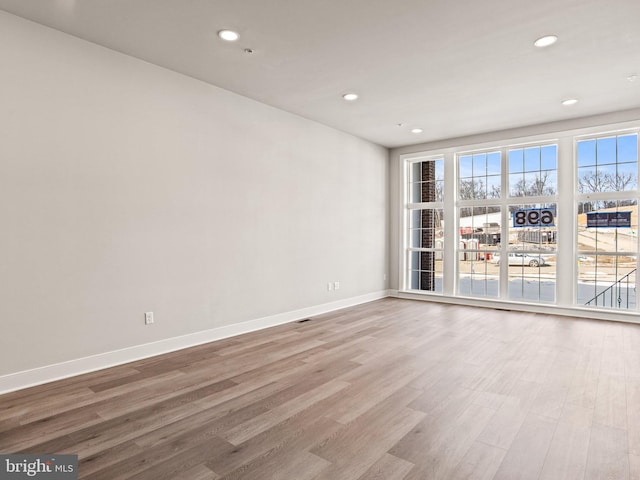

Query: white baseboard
left=394, top=290, right=640, bottom=324
left=0, top=290, right=391, bottom=395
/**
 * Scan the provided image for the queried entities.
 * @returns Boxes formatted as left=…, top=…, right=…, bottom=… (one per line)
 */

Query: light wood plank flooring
left=2, top=298, right=640, bottom=479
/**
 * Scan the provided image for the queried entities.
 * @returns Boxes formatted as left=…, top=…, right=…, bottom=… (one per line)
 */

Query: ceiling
left=1, top=0, right=639, bottom=148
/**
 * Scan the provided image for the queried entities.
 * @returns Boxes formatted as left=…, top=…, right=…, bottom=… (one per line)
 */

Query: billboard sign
left=586, top=211, right=632, bottom=228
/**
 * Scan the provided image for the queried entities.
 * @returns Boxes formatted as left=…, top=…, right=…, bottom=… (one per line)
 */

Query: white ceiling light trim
left=342, top=93, right=359, bottom=101
left=411, top=128, right=423, bottom=134
left=534, top=35, right=558, bottom=48
left=218, top=30, right=239, bottom=41
left=561, top=98, right=578, bottom=106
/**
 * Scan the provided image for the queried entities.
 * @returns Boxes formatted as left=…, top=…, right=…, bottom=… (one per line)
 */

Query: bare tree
left=578, top=170, right=637, bottom=194
left=510, top=178, right=528, bottom=197
left=435, top=181, right=444, bottom=203
left=606, top=171, right=636, bottom=191
left=489, top=184, right=501, bottom=199
left=459, top=179, right=501, bottom=217
left=459, top=179, right=483, bottom=218
left=511, top=172, right=557, bottom=197
left=459, top=179, right=485, bottom=200
left=530, top=171, right=556, bottom=196
left=577, top=170, right=637, bottom=213
left=577, top=170, right=604, bottom=194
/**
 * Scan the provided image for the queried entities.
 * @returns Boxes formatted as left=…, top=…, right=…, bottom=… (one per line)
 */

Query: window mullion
left=444, top=152, right=456, bottom=296
left=499, top=147, right=509, bottom=299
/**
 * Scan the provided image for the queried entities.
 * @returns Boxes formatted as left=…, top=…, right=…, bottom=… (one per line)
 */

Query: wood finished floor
left=2, top=298, right=640, bottom=480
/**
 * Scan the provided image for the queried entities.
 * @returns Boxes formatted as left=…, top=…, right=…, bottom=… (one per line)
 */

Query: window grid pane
left=458, top=205, right=500, bottom=298
left=577, top=134, right=638, bottom=193
left=407, top=199, right=444, bottom=293
left=508, top=145, right=558, bottom=197
left=576, top=134, right=639, bottom=310
left=459, top=151, right=501, bottom=200
left=578, top=255, right=637, bottom=309
left=506, top=203, right=557, bottom=303
left=458, top=253, right=499, bottom=298
left=409, top=159, right=444, bottom=203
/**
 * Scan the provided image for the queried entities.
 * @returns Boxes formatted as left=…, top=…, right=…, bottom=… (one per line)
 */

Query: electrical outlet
left=145, top=312, right=154, bottom=325
left=327, top=282, right=333, bottom=291
left=334, top=281, right=340, bottom=290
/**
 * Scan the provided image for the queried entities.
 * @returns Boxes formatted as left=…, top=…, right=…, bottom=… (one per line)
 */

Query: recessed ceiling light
left=628, top=74, right=638, bottom=82
left=411, top=128, right=423, bottom=134
left=218, top=30, right=239, bottom=42
left=342, top=93, right=358, bottom=101
left=561, top=98, right=578, bottom=106
left=534, top=35, right=558, bottom=48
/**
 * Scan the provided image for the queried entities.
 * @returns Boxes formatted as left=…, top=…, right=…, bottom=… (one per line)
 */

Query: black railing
left=585, top=269, right=637, bottom=308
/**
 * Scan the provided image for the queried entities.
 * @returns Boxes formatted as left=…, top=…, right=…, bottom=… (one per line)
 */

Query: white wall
left=0, top=12, right=389, bottom=381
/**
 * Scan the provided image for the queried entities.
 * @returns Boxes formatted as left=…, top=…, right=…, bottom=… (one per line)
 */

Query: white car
left=494, top=253, right=546, bottom=267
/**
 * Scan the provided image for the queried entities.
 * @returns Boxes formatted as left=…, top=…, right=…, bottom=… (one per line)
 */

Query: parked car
left=492, top=253, right=546, bottom=267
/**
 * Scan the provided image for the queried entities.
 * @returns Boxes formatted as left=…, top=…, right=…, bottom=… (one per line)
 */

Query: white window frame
left=404, top=155, right=445, bottom=294
left=397, top=119, right=640, bottom=323
left=455, top=142, right=560, bottom=301
left=574, top=129, right=640, bottom=311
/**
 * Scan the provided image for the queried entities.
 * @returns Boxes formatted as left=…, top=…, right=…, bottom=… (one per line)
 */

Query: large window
left=506, top=145, right=558, bottom=303
left=407, top=158, right=444, bottom=293
left=459, top=151, right=501, bottom=200
left=457, top=151, right=501, bottom=298
left=506, top=203, right=557, bottom=302
left=456, top=145, right=558, bottom=302
left=402, top=127, right=640, bottom=317
left=576, top=133, right=638, bottom=310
